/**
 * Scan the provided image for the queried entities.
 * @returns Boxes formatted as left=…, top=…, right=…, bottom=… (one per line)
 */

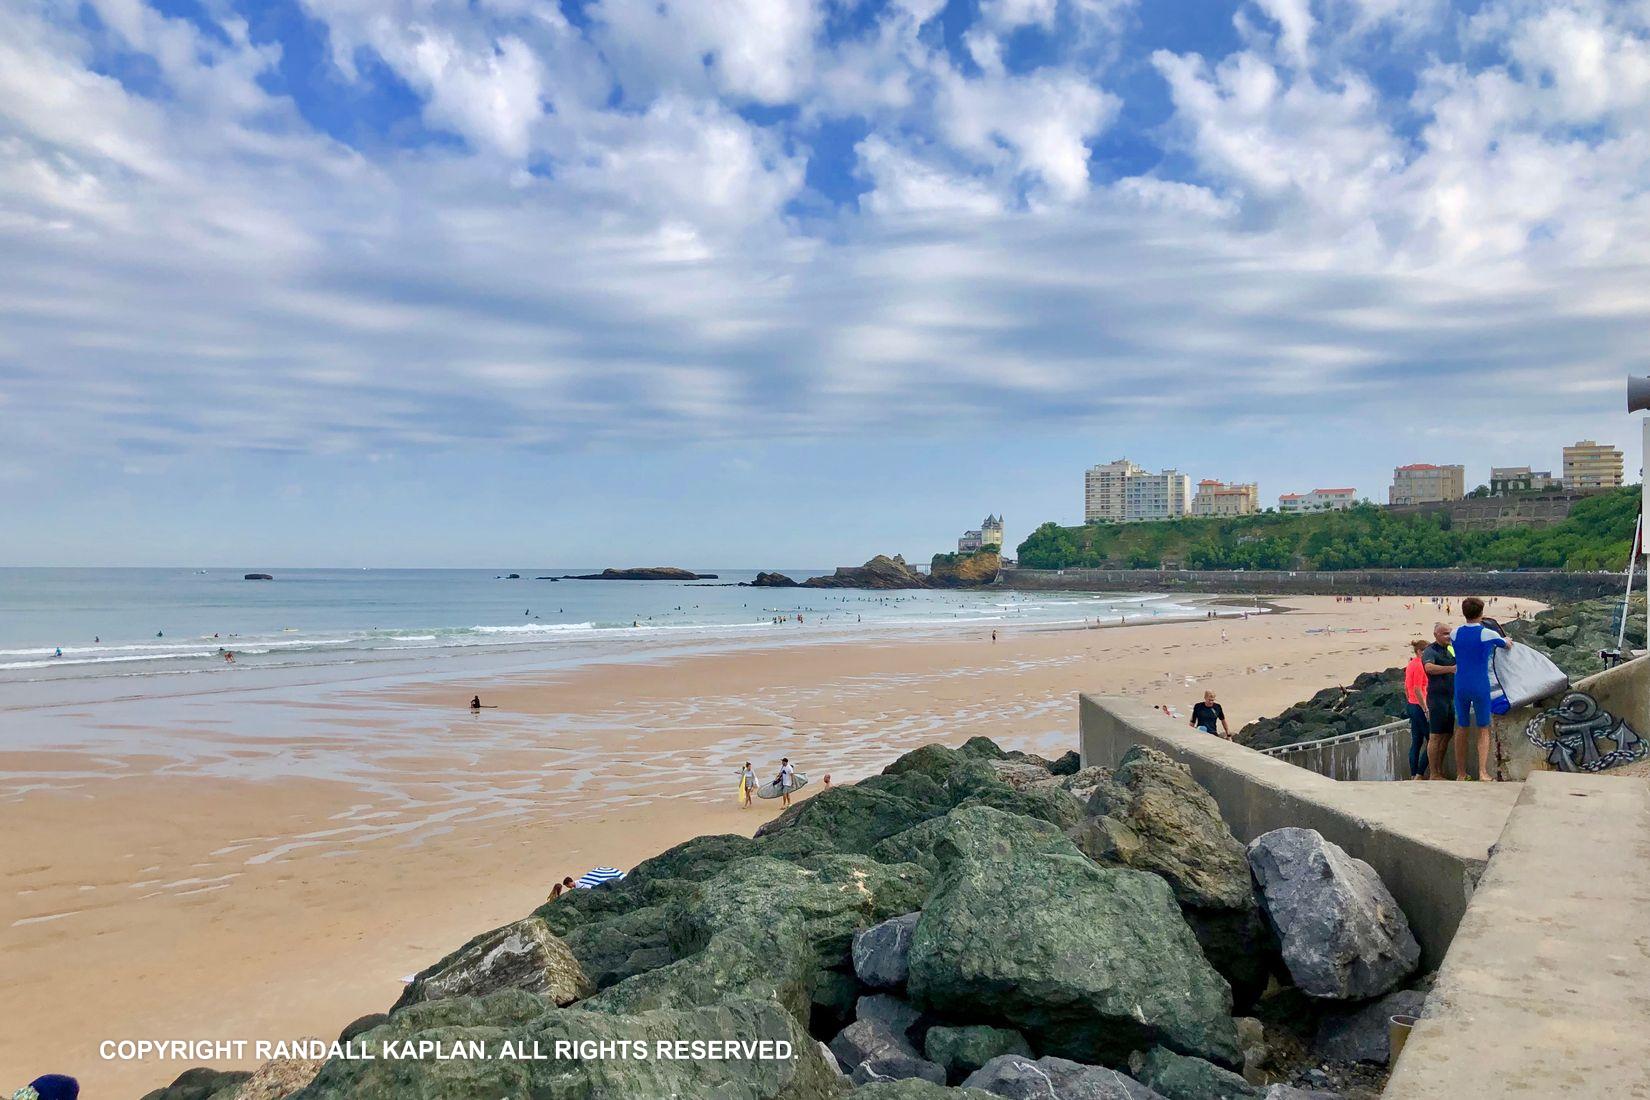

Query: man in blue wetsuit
left=1451, top=596, right=1511, bottom=781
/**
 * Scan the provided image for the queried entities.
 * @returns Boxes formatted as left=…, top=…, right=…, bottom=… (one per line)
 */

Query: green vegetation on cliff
left=1016, top=487, right=1637, bottom=572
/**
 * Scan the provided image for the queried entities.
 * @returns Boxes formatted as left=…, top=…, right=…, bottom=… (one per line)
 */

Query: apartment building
left=1562, top=441, right=1624, bottom=490
left=1085, top=460, right=1191, bottom=523
left=1489, top=466, right=1562, bottom=495
left=1278, top=488, right=1358, bottom=513
left=1191, top=480, right=1260, bottom=517
left=1389, top=464, right=1465, bottom=506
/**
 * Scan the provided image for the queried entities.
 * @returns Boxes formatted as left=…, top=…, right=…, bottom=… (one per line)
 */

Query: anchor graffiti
left=1524, top=691, right=1648, bottom=773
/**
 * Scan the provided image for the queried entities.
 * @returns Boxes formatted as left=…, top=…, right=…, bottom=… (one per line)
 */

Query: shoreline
left=1, top=593, right=1541, bottom=1094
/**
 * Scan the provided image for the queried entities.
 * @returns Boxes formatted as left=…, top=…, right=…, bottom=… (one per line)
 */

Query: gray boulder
left=857, top=1082, right=1001, bottom=1100
left=834, top=1017, right=946, bottom=1086
left=907, top=805, right=1240, bottom=1067
left=1132, top=1046, right=1263, bottom=1100
left=1313, top=987, right=1427, bottom=1063
left=1263, top=1088, right=1342, bottom=1100
left=924, top=1024, right=1031, bottom=1082
left=962, top=1054, right=1165, bottom=1099
left=1248, top=828, right=1420, bottom=1000
left=859, top=993, right=923, bottom=1041
left=393, top=916, right=593, bottom=1009
left=855, top=912, right=922, bottom=988
left=852, top=1050, right=949, bottom=1086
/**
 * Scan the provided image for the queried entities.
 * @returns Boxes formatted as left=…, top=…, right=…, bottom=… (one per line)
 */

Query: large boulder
left=924, top=1025, right=1031, bottom=1082
left=855, top=912, right=922, bottom=989
left=1313, top=987, right=1427, bottom=1063
left=393, top=916, right=593, bottom=1010
left=856, top=1082, right=1001, bottom=1100
left=832, top=1018, right=946, bottom=1086
left=298, top=990, right=843, bottom=1099
left=1248, top=828, right=1419, bottom=1000
left=1131, top=1046, right=1263, bottom=1100
left=962, top=1054, right=1165, bottom=1099
left=755, top=785, right=937, bottom=854
left=858, top=993, right=923, bottom=1043
left=907, top=806, right=1240, bottom=1067
left=580, top=855, right=926, bottom=1021
left=139, top=1068, right=252, bottom=1100
left=1083, top=746, right=1274, bottom=1007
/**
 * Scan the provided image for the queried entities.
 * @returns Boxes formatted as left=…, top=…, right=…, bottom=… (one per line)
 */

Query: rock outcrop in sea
left=147, top=738, right=1428, bottom=1100
left=563, top=567, right=717, bottom=580
left=800, top=551, right=1001, bottom=590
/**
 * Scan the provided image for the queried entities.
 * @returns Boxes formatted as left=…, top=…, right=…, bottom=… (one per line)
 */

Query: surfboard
left=756, top=773, right=809, bottom=799
left=1490, top=643, right=1568, bottom=713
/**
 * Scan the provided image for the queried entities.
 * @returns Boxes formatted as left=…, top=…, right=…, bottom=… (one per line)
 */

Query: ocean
left=0, top=567, right=1217, bottom=690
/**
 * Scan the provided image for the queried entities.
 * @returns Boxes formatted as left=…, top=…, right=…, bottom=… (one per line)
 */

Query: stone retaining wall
left=1000, top=567, right=1624, bottom=600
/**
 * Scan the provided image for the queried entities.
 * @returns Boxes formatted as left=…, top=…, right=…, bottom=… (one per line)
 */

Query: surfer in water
left=776, top=758, right=797, bottom=806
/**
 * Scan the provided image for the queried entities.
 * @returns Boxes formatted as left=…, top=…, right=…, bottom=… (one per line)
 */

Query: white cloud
left=0, top=0, right=1646, bottom=481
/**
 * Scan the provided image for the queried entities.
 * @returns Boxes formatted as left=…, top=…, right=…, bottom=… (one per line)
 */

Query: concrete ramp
left=1384, top=772, right=1650, bottom=1099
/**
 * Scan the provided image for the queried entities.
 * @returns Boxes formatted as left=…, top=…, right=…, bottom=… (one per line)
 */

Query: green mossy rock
left=294, top=992, right=843, bottom=1100
left=854, top=1082, right=999, bottom=1100
left=1085, top=746, right=1274, bottom=1008
left=923, top=1024, right=1031, bottom=1081
left=582, top=855, right=927, bottom=1021
left=958, top=736, right=1007, bottom=759
left=394, top=916, right=594, bottom=1011
left=907, top=806, right=1240, bottom=1069
left=1132, top=1045, right=1264, bottom=1100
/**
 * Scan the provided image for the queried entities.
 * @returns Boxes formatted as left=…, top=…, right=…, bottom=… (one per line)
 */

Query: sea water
left=0, top=567, right=1212, bottom=688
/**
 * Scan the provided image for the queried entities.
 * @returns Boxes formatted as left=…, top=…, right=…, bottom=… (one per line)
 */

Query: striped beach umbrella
left=574, top=866, right=625, bottom=888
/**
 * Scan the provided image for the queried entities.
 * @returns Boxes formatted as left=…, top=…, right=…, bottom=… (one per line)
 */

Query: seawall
left=1003, top=566, right=1624, bottom=600
left=1079, top=695, right=1519, bottom=969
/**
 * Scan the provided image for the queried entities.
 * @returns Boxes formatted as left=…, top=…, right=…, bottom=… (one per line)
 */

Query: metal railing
left=1259, top=718, right=1408, bottom=758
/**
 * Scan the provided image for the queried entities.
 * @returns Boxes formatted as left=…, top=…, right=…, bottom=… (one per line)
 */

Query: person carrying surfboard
left=776, top=758, right=796, bottom=806
left=737, top=762, right=755, bottom=808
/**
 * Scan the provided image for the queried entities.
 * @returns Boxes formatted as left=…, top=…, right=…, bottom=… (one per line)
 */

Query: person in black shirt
left=1190, top=691, right=1230, bottom=738
left=1421, top=622, right=1457, bottom=779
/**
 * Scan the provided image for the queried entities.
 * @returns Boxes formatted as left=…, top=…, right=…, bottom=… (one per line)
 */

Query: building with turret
left=958, top=515, right=1004, bottom=554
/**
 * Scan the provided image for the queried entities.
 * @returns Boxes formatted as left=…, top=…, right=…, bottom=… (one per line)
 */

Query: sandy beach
left=0, top=593, right=1538, bottom=1095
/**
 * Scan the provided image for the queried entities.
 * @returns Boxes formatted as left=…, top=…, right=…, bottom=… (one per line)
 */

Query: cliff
left=929, top=550, right=1001, bottom=588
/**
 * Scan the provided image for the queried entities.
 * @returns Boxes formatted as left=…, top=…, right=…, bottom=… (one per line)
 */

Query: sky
left=1, top=0, right=1647, bottom=567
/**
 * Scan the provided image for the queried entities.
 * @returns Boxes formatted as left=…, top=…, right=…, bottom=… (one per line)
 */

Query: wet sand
left=0, top=594, right=1534, bottom=1095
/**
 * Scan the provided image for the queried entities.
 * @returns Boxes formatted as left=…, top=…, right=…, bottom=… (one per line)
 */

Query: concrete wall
left=1495, top=654, right=1650, bottom=779
left=999, top=566, right=1623, bottom=600
left=1384, top=772, right=1650, bottom=1099
left=1080, top=696, right=1519, bottom=969
left=1261, top=721, right=1407, bottom=782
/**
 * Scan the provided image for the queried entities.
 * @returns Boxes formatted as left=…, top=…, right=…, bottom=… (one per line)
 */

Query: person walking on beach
left=1403, top=639, right=1431, bottom=779
left=1190, top=691, right=1230, bottom=738
left=738, top=762, right=756, bottom=808
left=1422, top=622, right=1457, bottom=779
left=776, top=757, right=797, bottom=806
left=1452, top=597, right=1510, bottom=781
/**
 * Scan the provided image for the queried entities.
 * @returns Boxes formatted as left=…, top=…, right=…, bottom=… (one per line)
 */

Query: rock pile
left=149, top=739, right=1427, bottom=1100
left=1237, top=669, right=1406, bottom=752
left=1506, top=594, right=1645, bottom=678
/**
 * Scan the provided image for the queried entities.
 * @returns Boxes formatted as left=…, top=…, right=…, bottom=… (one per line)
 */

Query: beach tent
left=575, top=866, right=625, bottom=888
